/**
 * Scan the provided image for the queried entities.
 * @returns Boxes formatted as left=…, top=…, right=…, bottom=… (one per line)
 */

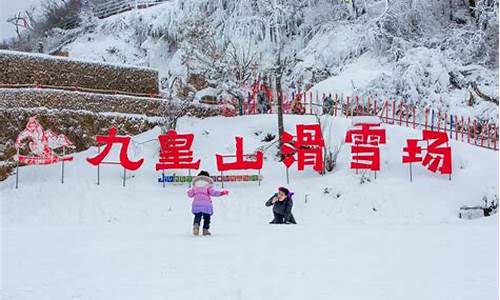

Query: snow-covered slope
left=2, top=115, right=498, bottom=299
left=17, top=0, right=495, bottom=122
left=310, top=49, right=499, bottom=122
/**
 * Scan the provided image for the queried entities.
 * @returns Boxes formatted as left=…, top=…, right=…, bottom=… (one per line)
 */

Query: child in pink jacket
left=187, top=171, right=228, bottom=236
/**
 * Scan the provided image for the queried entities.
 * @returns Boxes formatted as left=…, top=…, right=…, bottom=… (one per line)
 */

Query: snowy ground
left=1, top=115, right=498, bottom=299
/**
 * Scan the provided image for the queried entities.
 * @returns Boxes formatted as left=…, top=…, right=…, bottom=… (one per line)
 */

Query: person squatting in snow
left=187, top=170, right=229, bottom=236
left=265, top=187, right=297, bottom=224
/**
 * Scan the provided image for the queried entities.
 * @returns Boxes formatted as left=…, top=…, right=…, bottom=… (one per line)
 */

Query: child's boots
left=193, top=224, right=200, bottom=236
left=202, top=228, right=211, bottom=236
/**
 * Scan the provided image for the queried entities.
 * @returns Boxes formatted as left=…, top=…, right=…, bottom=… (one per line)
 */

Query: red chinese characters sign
left=156, top=130, right=200, bottom=170
left=402, top=130, right=452, bottom=174
left=15, top=117, right=74, bottom=165
left=282, top=124, right=324, bottom=172
left=345, top=123, right=386, bottom=171
left=14, top=118, right=455, bottom=183
left=216, top=137, right=263, bottom=171
left=87, top=127, right=144, bottom=171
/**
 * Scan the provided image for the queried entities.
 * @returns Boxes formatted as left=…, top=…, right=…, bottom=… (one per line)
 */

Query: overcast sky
left=0, top=0, right=44, bottom=42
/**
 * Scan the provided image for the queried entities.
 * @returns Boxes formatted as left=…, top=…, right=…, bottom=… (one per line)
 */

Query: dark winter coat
left=257, top=92, right=270, bottom=113
left=323, top=95, right=333, bottom=114
left=265, top=193, right=296, bottom=223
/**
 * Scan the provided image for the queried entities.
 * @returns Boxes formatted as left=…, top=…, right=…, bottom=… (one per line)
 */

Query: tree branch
left=470, top=81, right=499, bottom=105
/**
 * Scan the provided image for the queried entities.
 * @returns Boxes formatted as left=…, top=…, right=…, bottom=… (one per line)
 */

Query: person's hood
left=192, top=175, right=213, bottom=187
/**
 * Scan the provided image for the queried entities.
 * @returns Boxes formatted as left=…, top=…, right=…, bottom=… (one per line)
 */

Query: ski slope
left=1, top=115, right=498, bottom=300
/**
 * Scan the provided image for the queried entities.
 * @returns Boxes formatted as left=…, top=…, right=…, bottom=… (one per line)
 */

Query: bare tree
left=264, top=0, right=304, bottom=159
left=7, top=13, right=26, bottom=40
left=274, top=53, right=287, bottom=159
left=181, top=18, right=256, bottom=101
left=5, top=0, right=82, bottom=51
left=161, top=76, right=191, bottom=131
left=469, top=81, right=499, bottom=105
left=224, top=42, right=255, bottom=95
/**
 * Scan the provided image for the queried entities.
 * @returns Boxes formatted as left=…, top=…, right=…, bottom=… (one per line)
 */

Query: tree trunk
left=352, top=0, right=359, bottom=18
left=471, top=82, right=499, bottom=105
left=449, top=0, right=453, bottom=20
left=468, top=0, right=476, bottom=18
left=276, top=73, right=284, bottom=160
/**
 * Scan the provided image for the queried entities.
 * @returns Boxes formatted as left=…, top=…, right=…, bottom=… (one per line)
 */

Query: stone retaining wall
left=0, top=50, right=159, bottom=95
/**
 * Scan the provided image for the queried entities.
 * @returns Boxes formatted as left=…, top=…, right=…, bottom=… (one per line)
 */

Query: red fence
left=221, top=92, right=498, bottom=151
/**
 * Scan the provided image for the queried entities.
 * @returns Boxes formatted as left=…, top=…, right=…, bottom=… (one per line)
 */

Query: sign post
left=87, top=127, right=144, bottom=186
left=15, top=149, right=19, bottom=189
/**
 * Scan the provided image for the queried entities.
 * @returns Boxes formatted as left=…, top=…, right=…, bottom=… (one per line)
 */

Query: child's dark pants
left=193, top=212, right=211, bottom=229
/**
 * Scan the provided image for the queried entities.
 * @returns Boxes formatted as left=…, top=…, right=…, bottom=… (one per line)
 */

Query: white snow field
left=1, top=115, right=498, bottom=300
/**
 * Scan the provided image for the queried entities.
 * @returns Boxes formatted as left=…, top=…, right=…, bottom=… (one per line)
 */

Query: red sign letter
left=216, top=136, right=263, bottom=171
left=345, top=123, right=386, bottom=171
left=403, top=130, right=452, bottom=174
left=87, top=127, right=144, bottom=171
left=281, top=124, right=324, bottom=171
left=156, top=130, right=201, bottom=170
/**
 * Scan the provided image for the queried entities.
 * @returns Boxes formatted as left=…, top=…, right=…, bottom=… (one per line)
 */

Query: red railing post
left=303, top=92, right=306, bottom=113
left=385, top=101, right=389, bottom=123
left=392, top=100, right=396, bottom=124
left=366, top=97, right=369, bottom=115
left=460, top=116, right=464, bottom=141
left=487, top=123, right=490, bottom=148
left=493, top=124, right=497, bottom=150
left=399, top=101, right=403, bottom=126
left=315, top=92, right=318, bottom=115
left=341, top=93, right=344, bottom=116
left=355, top=96, right=359, bottom=116
left=473, top=119, right=478, bottom=145
left=444, top=112, right=448, bottom=136
left=480, top=122, right=484, bottom=147
left=437, top=111, right=441, bottom=132
left=413, top=106, right=416, bottom=129
left=309, top=92, right=312, bottom=115
left=346, top=96, right=350, bottom=117
left=334, top=94, right=338, bottom=116
left=432, top=109, right=436, bottom=130
left=301, top=92, right=306, bottom=114
left=252, top=93, right=256, bottom=114
left=467, top=117, right=471, bottom=143
left=425, top=108, right=429, bottom=130
left=405, top=104, right=410, bottom=127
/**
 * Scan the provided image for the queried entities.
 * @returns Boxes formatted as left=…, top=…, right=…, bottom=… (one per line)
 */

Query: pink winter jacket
left=187, top=179, right=224, bottom=215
